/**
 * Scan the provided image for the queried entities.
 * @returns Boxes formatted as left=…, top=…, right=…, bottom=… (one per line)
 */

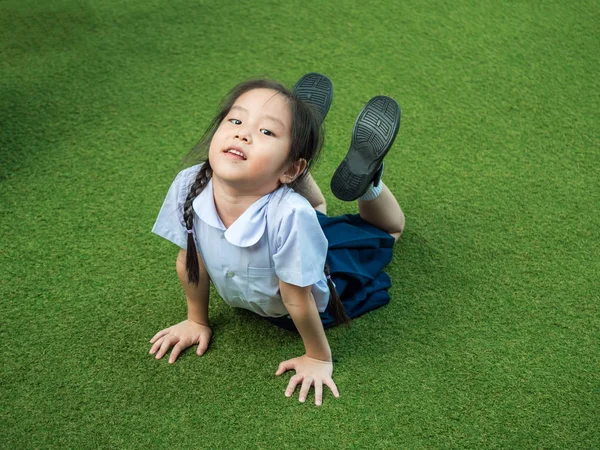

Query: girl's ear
left=280, top=158, right=307, bottom=184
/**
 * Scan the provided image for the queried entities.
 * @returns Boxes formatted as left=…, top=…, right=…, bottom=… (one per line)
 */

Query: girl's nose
left=234, top=128, right=251, bottom=143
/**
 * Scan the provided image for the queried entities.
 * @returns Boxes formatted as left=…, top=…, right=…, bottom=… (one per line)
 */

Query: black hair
left=182, top=78, right=350, bottom=327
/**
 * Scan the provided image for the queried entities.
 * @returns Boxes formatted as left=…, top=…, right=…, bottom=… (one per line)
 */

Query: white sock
left=358, top=181, right=383, bottom=201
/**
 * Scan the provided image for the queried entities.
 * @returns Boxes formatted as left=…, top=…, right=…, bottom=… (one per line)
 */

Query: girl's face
left=208, top=88, right=294, bottom=194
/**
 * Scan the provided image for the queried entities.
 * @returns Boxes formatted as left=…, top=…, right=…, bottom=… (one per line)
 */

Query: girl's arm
left=176, top=248, right=210, bottom=326
left=149, top=249, right=212, bottom=363
left=276, top=280, right=339, bottom=406
left=279, top=281, right=331, bottom=360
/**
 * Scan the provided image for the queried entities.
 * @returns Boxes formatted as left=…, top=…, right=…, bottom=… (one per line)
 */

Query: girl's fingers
left=155, top=336, right=176, bottom=360
left=314, top=380, right=323, bottom=406
left=197, top=334, right=210, bottom=356
left=298, top=377, right=313, bottom=403
left=285, top=375, right=302, bottom=397
left=324, top=377, right=340, bottom=398
left=149, top=337, right=164, bottom=355
left=149, top=328, right=170, bottom=344
left=168, top=342, right=185, bottom=364
left=276, top=359, right=295, bottom=376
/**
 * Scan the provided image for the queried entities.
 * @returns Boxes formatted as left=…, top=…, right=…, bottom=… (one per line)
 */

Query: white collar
left=192, top=178, right=273, bottom=248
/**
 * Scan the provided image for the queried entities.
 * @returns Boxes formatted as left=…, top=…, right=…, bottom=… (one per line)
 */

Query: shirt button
left=221, top=234, right=226, bottom=240
left=226, top=271, right=235, bottom=278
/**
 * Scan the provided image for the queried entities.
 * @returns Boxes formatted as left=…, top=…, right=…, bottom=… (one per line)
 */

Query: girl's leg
left=329, top=96, right=405, bottom=242
left=358, top=182, right=405, bottom=242
left=291, top=72, right=333, bottom=215
left=295, top=173, right=327, bottom=214
left=297, top=171, right=405, bottom=242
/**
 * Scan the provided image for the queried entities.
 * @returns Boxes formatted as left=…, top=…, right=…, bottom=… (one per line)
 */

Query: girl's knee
left=390, top=231, right=402, bottom=243
left=389, top=219, right=405, bottom=243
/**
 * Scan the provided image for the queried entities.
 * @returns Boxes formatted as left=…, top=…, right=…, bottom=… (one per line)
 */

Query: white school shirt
left=152, top=164, right=330, bottom=317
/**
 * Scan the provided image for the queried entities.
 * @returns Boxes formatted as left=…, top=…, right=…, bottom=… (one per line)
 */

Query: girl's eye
left=261, top=129, right=275, bottom=137
left=229, top=118, right=241, bottom=125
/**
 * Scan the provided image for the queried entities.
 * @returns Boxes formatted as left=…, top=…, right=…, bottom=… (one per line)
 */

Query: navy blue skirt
left=267, top=211, right=395, bottom=331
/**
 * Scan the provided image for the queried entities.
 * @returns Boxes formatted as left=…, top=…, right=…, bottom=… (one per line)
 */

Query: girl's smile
left=223, top=146, right=247, bottom=160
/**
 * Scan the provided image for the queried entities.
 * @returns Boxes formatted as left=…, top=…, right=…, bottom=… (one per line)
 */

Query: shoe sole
left=292, top=72, right=333, bottom=125
left=330, top=96, right=401, bottom=201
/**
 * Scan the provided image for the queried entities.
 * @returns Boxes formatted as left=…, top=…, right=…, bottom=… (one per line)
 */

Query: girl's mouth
left=224, top=148, right=247, bottom=160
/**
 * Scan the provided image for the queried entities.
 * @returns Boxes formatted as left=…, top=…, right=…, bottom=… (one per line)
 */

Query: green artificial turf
left=1, top=0, right=598, bottom=448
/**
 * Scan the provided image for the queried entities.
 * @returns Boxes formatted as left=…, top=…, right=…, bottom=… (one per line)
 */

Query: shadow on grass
left=0, top=86, right=56, bottom=181
left=0, top=2, right=100, bottom=181
left=218, top=228, right=460, bottom=363
left=323, top=229, right=460, bottom=362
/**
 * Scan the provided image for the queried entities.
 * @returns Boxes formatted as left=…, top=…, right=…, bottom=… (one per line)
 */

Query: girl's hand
left=275, top=355, right=340, bottom=406
left=149, top=319, right=212, bottom=364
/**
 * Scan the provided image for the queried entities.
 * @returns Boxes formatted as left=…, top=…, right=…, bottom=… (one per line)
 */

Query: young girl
left=149, top=74, right=405, bottom=406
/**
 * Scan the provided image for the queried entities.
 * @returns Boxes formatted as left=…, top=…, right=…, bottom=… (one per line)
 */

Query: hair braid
left=183, top=161, right=213, bottom=285
left=324, top=264, right=351, bottom=326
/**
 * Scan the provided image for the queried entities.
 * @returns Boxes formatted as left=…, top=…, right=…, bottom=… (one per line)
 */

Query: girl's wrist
left=187, top=315, right=210, bottom=327
left=186, top=300, right=209, bottom=326
left=305, top=349, right=332, bottom=362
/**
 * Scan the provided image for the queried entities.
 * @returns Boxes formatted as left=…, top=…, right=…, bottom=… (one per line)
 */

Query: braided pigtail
left=324, top=264, right=351, bottom=326
left=183, top=161, right=213, bottom=285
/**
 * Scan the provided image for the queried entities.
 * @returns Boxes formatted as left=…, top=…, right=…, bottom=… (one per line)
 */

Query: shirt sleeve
left=272, top=204, right=328, bottom=287
left=151, top=165, right=201, bottom=249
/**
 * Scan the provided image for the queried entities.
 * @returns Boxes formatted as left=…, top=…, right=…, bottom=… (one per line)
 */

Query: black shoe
left=330, top=96, right=401, bottom=201
left=292, top=72, right=333, bottom=125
